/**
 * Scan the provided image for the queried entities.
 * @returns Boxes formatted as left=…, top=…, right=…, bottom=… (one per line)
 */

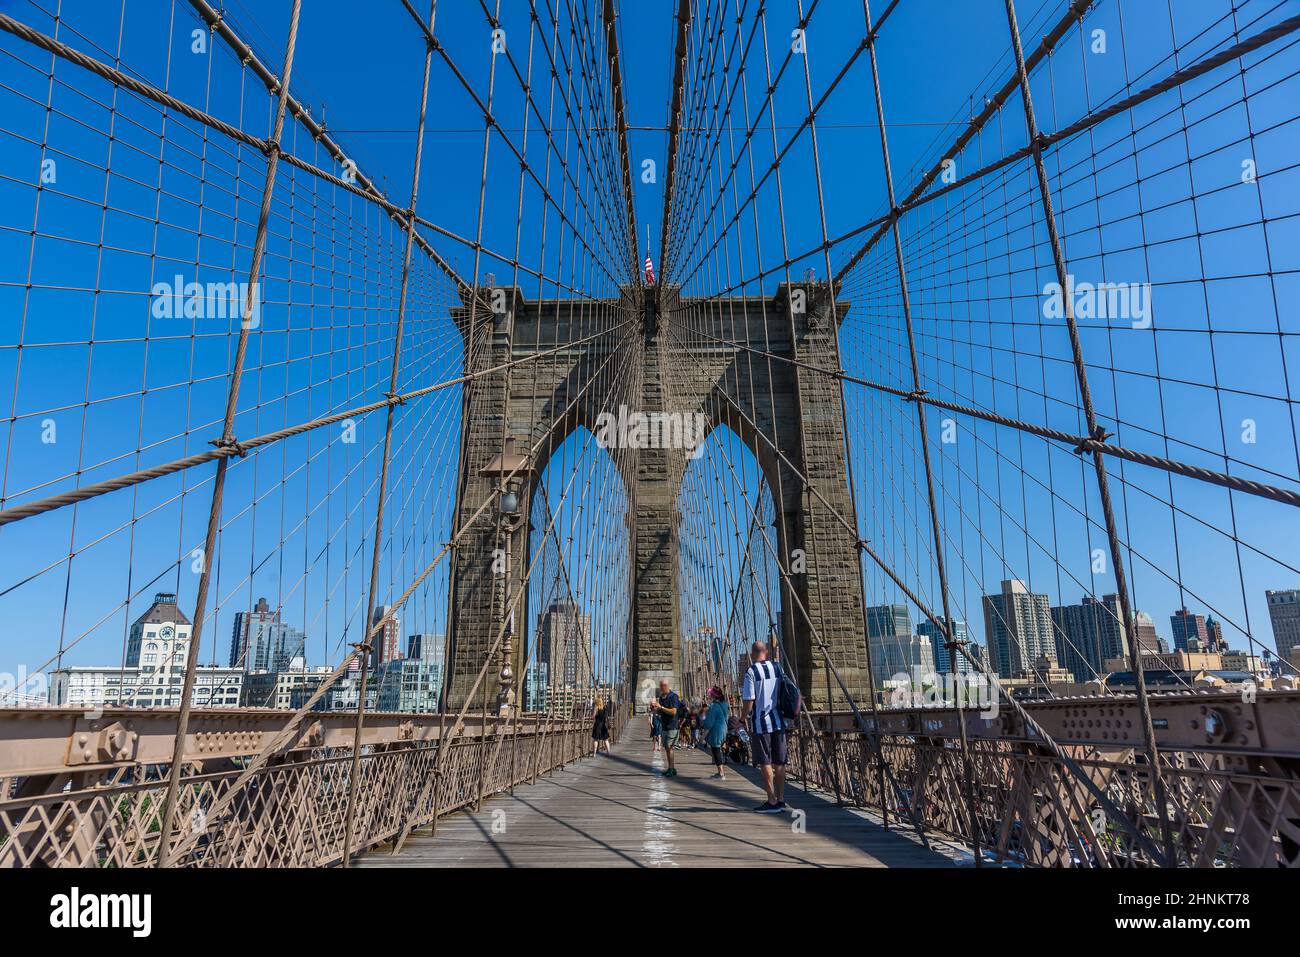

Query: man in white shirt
left=741, top=640, right=788, bottom=813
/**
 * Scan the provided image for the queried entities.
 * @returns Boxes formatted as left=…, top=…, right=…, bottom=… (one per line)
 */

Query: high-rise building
left=1051, top=594, right=1127, bottom=682
left=982, top=580, right=1055, bottom=678
left=1266, top=589, right=1300, bottom=664
left=229, top=597, right=305, bottom=673
left=406, top=633, right=444, bottom=663
left=375, top=658, right=443, bottom=712
left=371, top=605, right=402, bottom=667
left=535, top=601, right=592, bottom=688
left=866, top=603, right=920, bottom=681
left=371, top=633, right=445, bottom=712
left=917, top=618, right=971, bottom=674
left=525, top=661, right=551, bottom=712
left=868, top=605, right=909, bottom=681
left=1170, top=607, right=1210, bottom=652
left=1133, top=611, right=1166, bottom=654
left=1204, top=615, right=1226, bottom=653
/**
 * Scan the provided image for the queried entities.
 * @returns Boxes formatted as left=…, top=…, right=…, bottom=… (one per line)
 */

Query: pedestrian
left=650, top=706, right=662, bottom=753
left=700, top=686, right=731, bottom=780
left=741, top=640, right=789, bottom=812
left=648, top=679, right=682, bottom=776
left=591, top=697, right=611, bottom=755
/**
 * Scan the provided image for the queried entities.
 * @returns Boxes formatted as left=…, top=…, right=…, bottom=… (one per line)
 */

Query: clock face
left=160, top=625, right=175, bottom=640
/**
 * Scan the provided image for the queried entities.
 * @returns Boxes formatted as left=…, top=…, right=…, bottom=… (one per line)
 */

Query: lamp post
left=479, top=436, right=534, bottom=717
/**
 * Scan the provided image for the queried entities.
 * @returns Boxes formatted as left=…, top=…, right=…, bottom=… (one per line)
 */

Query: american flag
left=644, top=255, right=655, bottom=285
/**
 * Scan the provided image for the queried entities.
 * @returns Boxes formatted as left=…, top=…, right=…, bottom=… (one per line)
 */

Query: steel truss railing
left=0, top=703, right=628, bottom=868
left=790, top=693, right=1300, bottom=868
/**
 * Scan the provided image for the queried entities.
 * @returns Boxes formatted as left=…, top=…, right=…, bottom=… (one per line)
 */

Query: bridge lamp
left=480, top=437, right=534, bottom=716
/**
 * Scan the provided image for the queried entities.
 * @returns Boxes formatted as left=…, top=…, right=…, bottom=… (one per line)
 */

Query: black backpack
left=772, top=659, right=803, bottom=722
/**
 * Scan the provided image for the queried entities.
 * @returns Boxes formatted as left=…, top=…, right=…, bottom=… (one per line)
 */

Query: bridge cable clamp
left=210, top=435, right=249, bottom=458
left=1074, top=425, right=1113, bottom=456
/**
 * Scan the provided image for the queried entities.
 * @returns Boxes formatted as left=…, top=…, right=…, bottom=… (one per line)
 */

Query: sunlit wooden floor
left=357, top=724, right=963, bottom=868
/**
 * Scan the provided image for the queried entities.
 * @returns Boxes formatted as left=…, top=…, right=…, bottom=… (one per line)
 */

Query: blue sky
left=0, top=0, right=1298, bottom=694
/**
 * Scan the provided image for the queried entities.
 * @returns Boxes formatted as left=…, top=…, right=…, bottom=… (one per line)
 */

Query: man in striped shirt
left=741, top=641, right=788, bottom=813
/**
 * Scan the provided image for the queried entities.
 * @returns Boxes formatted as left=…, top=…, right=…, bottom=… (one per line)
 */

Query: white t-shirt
left=742, top=659, right=786, bottom=733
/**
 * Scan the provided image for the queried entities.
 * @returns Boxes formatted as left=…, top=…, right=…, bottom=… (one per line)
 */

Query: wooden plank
left=356, top=727, right=960, bottom=868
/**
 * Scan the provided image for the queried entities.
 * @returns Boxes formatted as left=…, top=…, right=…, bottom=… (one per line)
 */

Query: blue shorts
left=751, top=729, right=788, bottom=767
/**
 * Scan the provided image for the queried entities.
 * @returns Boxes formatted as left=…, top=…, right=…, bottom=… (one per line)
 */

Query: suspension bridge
left=0, top=0, right=1298, bottom=869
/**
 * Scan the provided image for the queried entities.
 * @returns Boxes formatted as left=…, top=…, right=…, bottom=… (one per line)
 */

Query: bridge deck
left=358, top=724, right=962, bottom=868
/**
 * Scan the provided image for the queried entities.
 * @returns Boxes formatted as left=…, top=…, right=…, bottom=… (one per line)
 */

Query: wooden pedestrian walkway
left=356, top=723, right=962, bottom=868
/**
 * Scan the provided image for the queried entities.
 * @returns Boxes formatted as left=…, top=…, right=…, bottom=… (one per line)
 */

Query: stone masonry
left=443, top=283, right=870, bottom=712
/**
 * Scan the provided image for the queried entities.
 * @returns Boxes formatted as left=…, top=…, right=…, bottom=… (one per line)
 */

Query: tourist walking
left=591, top=697, right=611, bottom=755
left=741, top=641, right=789, bottom=812
left=700, top=686, right=731, bottom=780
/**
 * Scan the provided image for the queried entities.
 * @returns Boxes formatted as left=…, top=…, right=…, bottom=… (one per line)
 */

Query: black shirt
left=656, top=691, right=683, bottom=730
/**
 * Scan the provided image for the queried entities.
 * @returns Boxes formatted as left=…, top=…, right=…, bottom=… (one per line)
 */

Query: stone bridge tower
left=443, top=283, right=871, bottom=713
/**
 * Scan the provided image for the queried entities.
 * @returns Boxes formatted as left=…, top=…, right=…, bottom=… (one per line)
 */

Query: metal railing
left=789, top=693, right=1300, bottom=868
left=0, top=704, right=627, bottom=868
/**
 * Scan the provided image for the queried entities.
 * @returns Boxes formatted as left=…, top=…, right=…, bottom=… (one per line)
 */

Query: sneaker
left=774, top=801, right=788, bottom=812
left=753, top=801, right=781, bottom=813
left=709, top=772, right=723, bottom=779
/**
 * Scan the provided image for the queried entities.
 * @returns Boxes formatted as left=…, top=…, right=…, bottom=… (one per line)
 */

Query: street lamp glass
left=500, top=489, right=520, bottom=515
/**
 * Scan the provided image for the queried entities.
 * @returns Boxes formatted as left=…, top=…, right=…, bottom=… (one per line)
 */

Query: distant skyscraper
left=525, top=661, right=551, bottom=712
left=536, top=602, right=592, bottom=688
left=1133, top=612, right=1166, bottom=654
left=1266, top=589, right=1300, bottom=664
left=230, top=597, right=274, bottom=671
left=406, top=633, right=443, bottom=663
left=1204, top=616, right=1225, bottom=652
left=375, top=657, right=443, bottom=712
left=982, top=580, right=1055, bottom=678
left=371, top=605, right=401, bottom=667
left=1051, top=594, right=1127, bottom=682
left=230, top=598, right=306, bottom=673
left=1170, top=607, right=1210, bottom=652
left=866, top=603, right=920, bottom=681
left=917, top=618, right=970, bottom=674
